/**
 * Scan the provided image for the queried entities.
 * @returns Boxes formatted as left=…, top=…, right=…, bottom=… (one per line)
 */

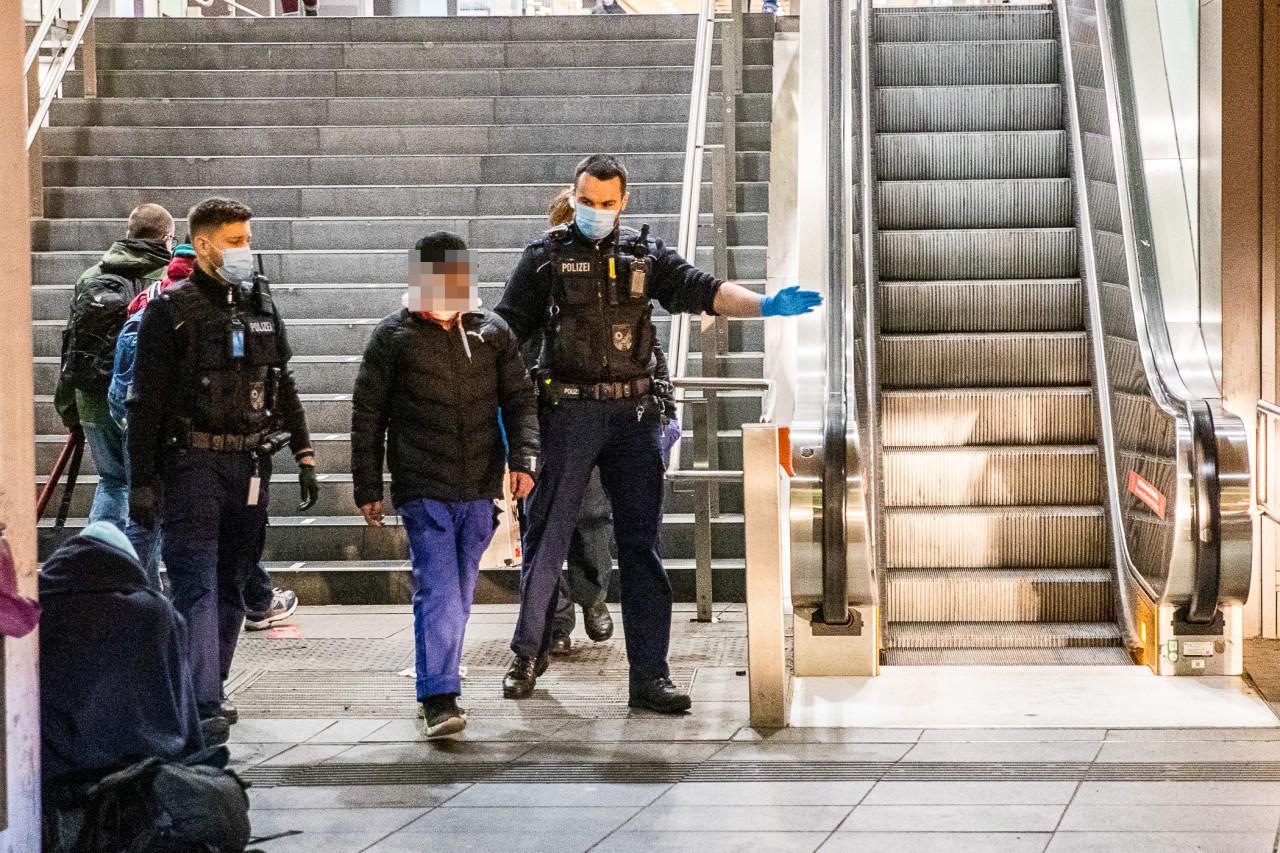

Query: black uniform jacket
left=350, top=308, right=540, bottom=510
left=126, top=264, right=310, bottom=492
left=495, top=223, right=724, bottom=348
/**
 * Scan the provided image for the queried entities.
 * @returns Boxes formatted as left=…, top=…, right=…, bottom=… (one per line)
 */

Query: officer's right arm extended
left=643, top=236, right=821, bottom=319
left=350, top=319, right=395, bottom=527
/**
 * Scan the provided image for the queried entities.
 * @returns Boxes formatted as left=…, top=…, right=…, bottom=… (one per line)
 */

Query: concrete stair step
left=878, top=227, right=1078, bottom=281
left=879, top=279, right=1085, bottom=334
left=885, top=505, right=1109, bottom=569
left=877, top=84, right=1063, bottom=134
left=50, top=93, right=773, bottom=128
left=877, top=131, right=1067, bottom=181
left=40, top=122, right=773, bottom=158
left=883, top=445, right=1104, bottom=507
left=881, top=387, right=1097, bottom=447
left=32, top=392, right=767, bottom=436
left=32, top=245, right=769, bottom=287
left=38, top=512, right=747, bottom=563
left=92, top=13, right=779, bottom=44
left=877, top=178, right=1072, bottom=230
left=42, top=151, right=772, bottom=188
left=875, top=40, right=1059, bottom=88
left=874, top=7, right=1054, bottom=43
left=40, top=182, right=772, bottom=220
left=879, top=331, right=1090, bottom=389
left=31, top=213, right=770, bottom=253
left=61, top=66, right=775, bottom=99
left=885, top=568, right=1115, bottom=624
left=92, top=37, right=776, bottom=71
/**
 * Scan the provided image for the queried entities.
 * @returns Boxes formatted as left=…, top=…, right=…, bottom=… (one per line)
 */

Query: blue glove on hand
left=760, top=286, right=823, bottom=317
left=661, top=417, right=681, bottom=466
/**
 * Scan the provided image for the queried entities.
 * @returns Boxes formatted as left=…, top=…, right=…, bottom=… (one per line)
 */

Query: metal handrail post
left=723, top=0, right=742, bottom=215
left=25, top=0, right=102, bottom=150
left=81, top=13, right=97, bottom=100
left=26, top=50, right=44, bottom=217
left=743, top=422, right=788, bottom=728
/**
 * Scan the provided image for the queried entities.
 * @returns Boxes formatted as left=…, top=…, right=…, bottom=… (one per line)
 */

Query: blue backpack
left=107, top=283, right=162, bottom=428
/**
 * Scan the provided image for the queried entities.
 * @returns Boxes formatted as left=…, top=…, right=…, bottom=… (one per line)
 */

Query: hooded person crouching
left=350, top=231, right=540, bottom=737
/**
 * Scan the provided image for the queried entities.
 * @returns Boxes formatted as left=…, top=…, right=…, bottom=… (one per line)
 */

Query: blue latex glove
left=661, top=417, right=681, bottom=466
left=760, top=286, right=823, bottom=317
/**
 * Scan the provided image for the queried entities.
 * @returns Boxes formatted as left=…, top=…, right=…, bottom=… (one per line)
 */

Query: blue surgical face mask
left=573, top=200, right=618, bottom=241
left=217, top=246, right=254, bottom=285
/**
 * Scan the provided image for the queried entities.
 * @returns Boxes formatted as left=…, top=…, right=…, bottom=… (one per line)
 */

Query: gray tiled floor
left=231, top=607, right=1280, bottom=853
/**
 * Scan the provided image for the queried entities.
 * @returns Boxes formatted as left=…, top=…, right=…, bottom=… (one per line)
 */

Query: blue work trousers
left=161, top=450, right=270, bottom=717
left=511, top=397, right=670, bottom=681
left=401, top=497, right=497, bottom=700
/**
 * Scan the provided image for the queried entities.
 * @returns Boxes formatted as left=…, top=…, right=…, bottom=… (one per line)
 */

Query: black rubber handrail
left=1185, top=400, right=1221, bottom=624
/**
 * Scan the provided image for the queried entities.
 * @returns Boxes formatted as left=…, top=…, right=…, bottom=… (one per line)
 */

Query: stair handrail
left=26, top=0, right=102, bottom=150
left=23, top=2, right=66, bottom=79
left=667, top=0, right=718, bottom=474
left=1057, top=0, right=1251, bottom=639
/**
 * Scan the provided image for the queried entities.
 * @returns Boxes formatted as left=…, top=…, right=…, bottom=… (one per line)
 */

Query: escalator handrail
left=1061, top=0, right=1237, bottom=619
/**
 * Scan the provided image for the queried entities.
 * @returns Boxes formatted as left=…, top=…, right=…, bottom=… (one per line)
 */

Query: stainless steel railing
left=1057, top=0, right=1251, bottom=645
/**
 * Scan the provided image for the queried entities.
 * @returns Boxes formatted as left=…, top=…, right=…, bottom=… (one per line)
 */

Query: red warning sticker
left=266, top=624, right=304, bottom=640
left=1127, top=471, right=1167, bottom=520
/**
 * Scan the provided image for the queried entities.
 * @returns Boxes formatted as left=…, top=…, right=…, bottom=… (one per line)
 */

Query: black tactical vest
left=163, top=277, right=285, bottom=437
left=541, top=226, right=657, bottom=385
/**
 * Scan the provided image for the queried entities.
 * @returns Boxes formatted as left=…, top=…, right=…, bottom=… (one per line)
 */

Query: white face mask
left=217, top=246, right=254, bottom=285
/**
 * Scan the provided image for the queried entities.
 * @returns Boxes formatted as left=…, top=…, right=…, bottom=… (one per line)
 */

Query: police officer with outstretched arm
left=496, top=155, right=821, bottom=713
left=127, top=197, right=319, bottom=742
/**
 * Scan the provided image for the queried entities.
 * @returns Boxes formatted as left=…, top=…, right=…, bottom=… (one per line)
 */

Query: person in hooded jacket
left=56, top=204, right=175, bottom=536
left=351, top=231, right=539, bottom=738
left=40, top=521, right=206, bottom=792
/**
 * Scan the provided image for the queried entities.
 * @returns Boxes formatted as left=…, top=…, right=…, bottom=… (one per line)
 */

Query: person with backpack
left=351, top=231, right=540, bottom=737
left=57, top=204, right=175, bottom=536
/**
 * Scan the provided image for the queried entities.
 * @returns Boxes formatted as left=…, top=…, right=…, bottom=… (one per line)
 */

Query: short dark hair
left=126, top=203, right=174, bottom=242
left=415, top=231, right=467, bottom=263
left=574, top=154, right=628, bottom=195
left=187, top=197, right=253, bottom=238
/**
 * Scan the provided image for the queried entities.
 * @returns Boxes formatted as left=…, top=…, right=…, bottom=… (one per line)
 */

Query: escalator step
left=876, top=40, right=1059, bottom=88
left=882, top=648, right=1134, bottom=666
left=884, top=505, right=1108, bottom=569
left=884, top=621, right=1124, bottom=650
left=877, top=130, right=1067, bottom=181
left=885, top=568, right=1115, bottom=623
left=878, top=178, right=1072, bottom=230
left=883, top=445, right=1103, bottom=507
left=878, top=228, right=1078, bottom=281
left=879, top=331, right=1089, bottom=389
left=880, top=279, right=1084, bottom=333
left=878, top=84, right=1062, bottom=134
left=875, top=8, right=1054, bottom=44
left=882, top=387, right=1097, bottom=446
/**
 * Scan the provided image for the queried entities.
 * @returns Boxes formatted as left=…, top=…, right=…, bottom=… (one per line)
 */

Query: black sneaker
left=550, top=630, right=572, bottom=656
left=219, top=698, right=239, bottom=725
left=629, top=677, right=692, bottom=714
left=503, top=654, right=539, bottom=699
left=421, top=694, right=466, bottom=739
left=199, top=715, right=231, bottom=746
left=583, top=601, right=614, bottom=642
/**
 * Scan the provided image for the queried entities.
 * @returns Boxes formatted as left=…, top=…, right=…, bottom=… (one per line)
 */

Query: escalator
left=788, top=0, right=1252, bottom=675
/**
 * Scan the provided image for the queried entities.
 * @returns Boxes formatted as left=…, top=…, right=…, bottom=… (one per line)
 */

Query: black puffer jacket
left=351, top=308, right=540, bottom=509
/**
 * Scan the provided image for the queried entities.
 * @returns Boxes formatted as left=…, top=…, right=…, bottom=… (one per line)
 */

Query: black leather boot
left=583, top=601, right=614, bottom=642
left=628, top=676, right=692, bottom=714
left=503, top=655, right=539, bottom=699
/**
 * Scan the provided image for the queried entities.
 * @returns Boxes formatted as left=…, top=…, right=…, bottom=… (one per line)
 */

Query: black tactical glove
left=130, top=485, right=159, bottom=530
left=298, top=463, right=319, bottom=513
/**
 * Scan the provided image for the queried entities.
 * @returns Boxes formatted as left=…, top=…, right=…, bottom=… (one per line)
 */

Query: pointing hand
left=760, top=286, right=823, bottom=317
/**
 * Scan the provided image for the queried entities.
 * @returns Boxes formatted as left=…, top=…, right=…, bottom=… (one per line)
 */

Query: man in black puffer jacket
left=351, top=232, right=539, bottom=737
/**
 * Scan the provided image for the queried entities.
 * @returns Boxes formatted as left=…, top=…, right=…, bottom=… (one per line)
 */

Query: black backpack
left=46, top=748, right=253, bottom=853
left=60, top=272, right=143, bottom=395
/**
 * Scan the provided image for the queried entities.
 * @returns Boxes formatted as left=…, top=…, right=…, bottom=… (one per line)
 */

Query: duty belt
left=188, top=430, right=270, bottom=453
left=545, top=376, right=653, bottom=402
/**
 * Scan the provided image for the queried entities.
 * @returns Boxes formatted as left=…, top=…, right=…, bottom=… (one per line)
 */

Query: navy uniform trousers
left=511, top=396, right=670, bottom=680
left=161, top=449, right=270, bottom=717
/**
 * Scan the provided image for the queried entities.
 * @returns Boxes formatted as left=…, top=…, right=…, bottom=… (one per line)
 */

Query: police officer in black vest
left=496, top=155, right=821, bottom=712
left=127, top=197, right=319, bottom=736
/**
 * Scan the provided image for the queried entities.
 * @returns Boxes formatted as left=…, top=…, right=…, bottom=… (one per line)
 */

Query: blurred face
left=408, top=249, right=478, bottom=319
left=193, top=220, right=252, bottom=282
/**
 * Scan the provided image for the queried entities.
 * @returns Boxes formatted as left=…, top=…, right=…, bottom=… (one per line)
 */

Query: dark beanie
left=415, top=231, right=468, bottom=263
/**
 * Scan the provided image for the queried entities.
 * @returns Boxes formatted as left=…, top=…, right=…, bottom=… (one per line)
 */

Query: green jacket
left=55, top=239, right=170, bottom=430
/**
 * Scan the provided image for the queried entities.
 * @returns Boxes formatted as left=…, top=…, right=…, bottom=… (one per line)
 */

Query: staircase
left=872, top=4, right=1129, bottom=665
left=30, top=13, right=778, bottom=603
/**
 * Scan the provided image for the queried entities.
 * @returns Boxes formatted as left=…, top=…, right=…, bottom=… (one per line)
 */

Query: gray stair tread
left=260, top=557, right=747, bottom=572
left=40, top=512, right=744, bottom=528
